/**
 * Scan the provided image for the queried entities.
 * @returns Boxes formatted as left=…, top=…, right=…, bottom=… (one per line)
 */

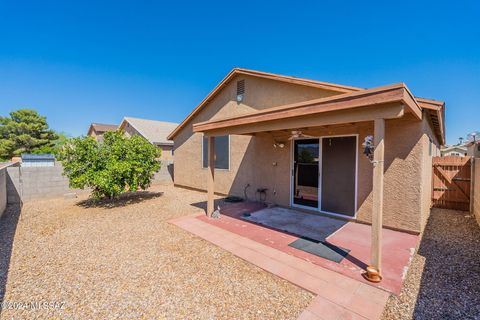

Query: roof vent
left=236, top=80, right=245, bottom=102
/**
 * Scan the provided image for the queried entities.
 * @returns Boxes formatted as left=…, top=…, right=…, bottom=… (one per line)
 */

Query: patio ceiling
left=193, top=83, right=422, bottom=136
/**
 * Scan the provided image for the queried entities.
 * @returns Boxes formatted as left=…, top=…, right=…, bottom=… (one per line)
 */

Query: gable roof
left=87, top=123, right=117, bottom=136
left=167, top=68, right=445, bottom=144
left=441, top=145, right=467, bottom=152
left=119, top=117, right=178, bottom=145
left=167, top=68, right=364, bottom=140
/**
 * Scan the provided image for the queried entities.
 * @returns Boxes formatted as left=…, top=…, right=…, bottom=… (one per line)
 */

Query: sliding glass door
left=293, top=139, right=319, bottom=208
left=292, top=136, right=357, bottom=216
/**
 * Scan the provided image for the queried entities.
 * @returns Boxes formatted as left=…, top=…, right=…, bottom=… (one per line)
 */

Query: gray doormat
left=288, top=237, right=350, bottom=263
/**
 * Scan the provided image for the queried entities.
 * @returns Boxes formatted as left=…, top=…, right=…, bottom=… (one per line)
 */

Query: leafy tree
left=51, top=132, right=71, bottom=159
left=60, top=131, right=160, bottom=199
left=0, top=109, right=58, bottom=159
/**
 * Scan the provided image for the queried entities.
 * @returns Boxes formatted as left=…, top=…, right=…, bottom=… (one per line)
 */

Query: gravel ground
left=0, top=183, right=313, bottom=319
left=383, top=208, right=480, bottom=320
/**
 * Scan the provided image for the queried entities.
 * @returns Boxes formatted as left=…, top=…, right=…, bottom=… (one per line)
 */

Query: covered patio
left=169, top=201, right=412, bottom=319
left=193, top=83, right=425, bottom=281
left=196, top=202, right=418, bottom=294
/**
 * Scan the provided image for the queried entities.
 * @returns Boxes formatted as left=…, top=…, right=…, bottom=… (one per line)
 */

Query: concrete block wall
left=152, top=160, right=174, bottom=183
left=6, top=162, right=72, bottom=201
left=0, top=167, right=6, bottom=218
left=6, top=166, right=21, bottom=204
left=3, top=160, right=173, bottom=203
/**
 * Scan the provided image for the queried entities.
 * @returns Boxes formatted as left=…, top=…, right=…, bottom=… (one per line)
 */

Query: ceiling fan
left=288, top=130, right=315, bottom=140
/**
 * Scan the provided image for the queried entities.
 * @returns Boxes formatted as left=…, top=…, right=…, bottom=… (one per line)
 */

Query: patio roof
left=193, top=83, right=422, bottom=136
left=416, top=98, right=446, bottom=145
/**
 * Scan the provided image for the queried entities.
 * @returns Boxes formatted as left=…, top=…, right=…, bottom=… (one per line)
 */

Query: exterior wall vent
left=236, top=79, right=245, bottom=102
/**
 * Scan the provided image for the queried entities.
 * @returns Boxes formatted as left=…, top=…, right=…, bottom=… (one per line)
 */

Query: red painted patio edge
left=169, top=214, right=390, bottom=320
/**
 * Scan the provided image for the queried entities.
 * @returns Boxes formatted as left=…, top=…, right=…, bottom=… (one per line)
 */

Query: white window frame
left=289, top=134, right=359, bottom=219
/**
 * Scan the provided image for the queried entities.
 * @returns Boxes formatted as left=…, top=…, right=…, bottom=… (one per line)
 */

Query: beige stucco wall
left=467, top=144, right=480, bottom=158
left=123, top=123, right=137, bottom=138
left=473, top=159, right=480, bottom=226
left=173, top=75, right=440, bottom=233
left=159, top=145, right=174, bottom=161
left=173, top=74, right=340, bottom=196
left=88, top=130, right=101, bottom=141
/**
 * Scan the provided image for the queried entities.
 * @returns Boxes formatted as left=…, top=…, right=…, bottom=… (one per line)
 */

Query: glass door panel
left=293, top=139, right=319, bottom=208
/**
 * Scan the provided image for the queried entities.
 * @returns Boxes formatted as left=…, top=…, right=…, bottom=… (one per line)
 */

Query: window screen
left=203, top=135, right=229, bottom=169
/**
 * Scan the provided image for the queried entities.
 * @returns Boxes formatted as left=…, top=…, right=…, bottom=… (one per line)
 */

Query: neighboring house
left=466, top=141, right=480, bottom=158
left=87, top=123, right=117, bottom=141
left=440, top=145, right=467, bottom=157
left=118, top=117, right=179, bottom=161
left=168, top=68, right=446, bottom=235
left=21, top=154, right=55, bottom=167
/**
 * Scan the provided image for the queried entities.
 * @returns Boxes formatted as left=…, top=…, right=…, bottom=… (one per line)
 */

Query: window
left=429, top=139, right=432, bottom=156
left=202, top=135, right=229, bottom=170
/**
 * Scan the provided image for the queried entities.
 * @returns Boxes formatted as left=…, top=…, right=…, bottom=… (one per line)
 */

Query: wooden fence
left=432, top=156, right=471, bottom=211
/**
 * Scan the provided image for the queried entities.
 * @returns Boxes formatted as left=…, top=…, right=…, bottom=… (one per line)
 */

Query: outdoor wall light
left=273, top=141, right=285, bottom=148
left=362, top=135, right=374, bottom=162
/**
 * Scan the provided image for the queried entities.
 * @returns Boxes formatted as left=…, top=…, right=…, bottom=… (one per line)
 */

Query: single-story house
left=167, top=68, right=445, bottom=275
left=118, top=117, right=178, bottom=161
left=87, top=123, right=118, bottom=141
left=440, top=145, right=467, bottom=157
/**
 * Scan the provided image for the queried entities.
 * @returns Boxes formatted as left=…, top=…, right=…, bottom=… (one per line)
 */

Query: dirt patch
left=383, top=208, right=480, bottom=319
left=0, top=183, right=312, bottom=319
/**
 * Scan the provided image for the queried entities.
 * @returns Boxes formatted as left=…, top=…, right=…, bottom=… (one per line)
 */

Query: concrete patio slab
left=170, top=214, right=390, bottom=320
left=196, top=202, right=418, bottom=294
left=244, top=207, right=348, bottom=241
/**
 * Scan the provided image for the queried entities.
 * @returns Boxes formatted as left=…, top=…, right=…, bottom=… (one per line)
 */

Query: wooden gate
left=432, top=156, right=471, bottom=211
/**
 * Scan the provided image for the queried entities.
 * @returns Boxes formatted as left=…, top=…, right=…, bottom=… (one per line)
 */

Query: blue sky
left=0, top=1, right=479, bottom=144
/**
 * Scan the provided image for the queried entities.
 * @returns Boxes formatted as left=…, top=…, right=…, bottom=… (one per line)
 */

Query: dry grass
left=0, top=183, right=312, bottom=319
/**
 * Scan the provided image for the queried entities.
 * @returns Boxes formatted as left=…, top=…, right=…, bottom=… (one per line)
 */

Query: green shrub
left=60, top=131, right=160, bottom=199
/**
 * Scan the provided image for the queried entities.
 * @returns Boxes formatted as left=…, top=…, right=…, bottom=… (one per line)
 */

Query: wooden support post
left=367, top=118, right=385, bottom=282
left=207, top=136, right=215, bottom=217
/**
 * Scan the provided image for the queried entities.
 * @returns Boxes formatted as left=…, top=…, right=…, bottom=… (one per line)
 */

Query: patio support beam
left=370, top=118, right=385, bottom=280
left=207, top=136, right=215, bottom=217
